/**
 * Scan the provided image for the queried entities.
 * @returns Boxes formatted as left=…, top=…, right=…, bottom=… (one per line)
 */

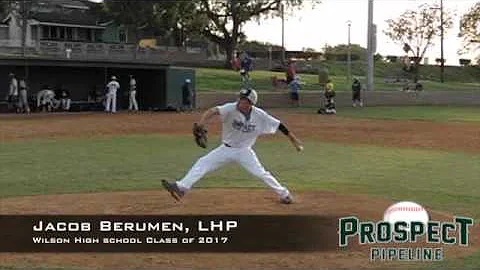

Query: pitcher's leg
left=237, top=148, right=290, bottom=198
left=176, top=145, right=231, bottom=191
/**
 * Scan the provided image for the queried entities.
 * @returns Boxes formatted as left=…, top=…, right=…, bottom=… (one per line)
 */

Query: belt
left=224, top=143, right=232, bottom=147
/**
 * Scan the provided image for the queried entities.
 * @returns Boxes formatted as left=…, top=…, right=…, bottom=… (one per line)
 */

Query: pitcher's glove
left=193, top=123, right=208, bottom=148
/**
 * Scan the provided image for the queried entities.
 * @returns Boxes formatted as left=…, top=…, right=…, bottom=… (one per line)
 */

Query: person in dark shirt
left=60, top=88, right=71, bottom=111
left=240, top=52, right=253, bottom=75
left=352, top=78, right=363, bottom=107
left=182, top=79, right=193, bottom=112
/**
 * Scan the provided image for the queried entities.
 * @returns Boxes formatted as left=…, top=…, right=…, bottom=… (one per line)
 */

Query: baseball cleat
left=280, top=195, right=294, bottom=204
left=161, top=180, right=185, bottom=201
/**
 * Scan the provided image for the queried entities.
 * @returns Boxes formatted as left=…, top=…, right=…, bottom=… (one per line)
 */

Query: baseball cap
left=239, top=88, right=258, bottom=105
left=111, top=76, right=117, bottom=80
left=185, top=79, right=191, bottom=83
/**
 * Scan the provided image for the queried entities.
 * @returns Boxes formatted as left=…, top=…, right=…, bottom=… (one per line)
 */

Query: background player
left=352, top=78, right=363, bottom=107
left=162, top=88, right=304, bottom=204
left=36, top=86, right=57, bottom=112
left=105, top=76, right=120, bottom=113
left=128, top=75, right=139, bottom=112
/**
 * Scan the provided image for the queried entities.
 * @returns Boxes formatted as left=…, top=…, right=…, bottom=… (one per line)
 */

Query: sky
left=243, top=0, right=478, bottom=66
left=88, top=0, right=478, bottom=66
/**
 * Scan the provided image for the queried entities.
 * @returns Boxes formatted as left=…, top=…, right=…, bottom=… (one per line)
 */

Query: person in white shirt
left=36, top=87, right=57, bottom=112
left=8, top=73, right=18, bottom=111
left=128, top=75, right=139, bottom=111
left=18, top=77, right=30, bottom=113
left=105, top=76, right=120, bottom=113
left=162, top=88, right=304, bottom=204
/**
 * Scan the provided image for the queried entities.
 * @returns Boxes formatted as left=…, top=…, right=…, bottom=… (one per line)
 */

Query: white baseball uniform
left=105, top=80, right=120, bottom=113
left=176, top=102, right=291, bottom=199
left=36, top=89, right=57, bottom=111
left=129, top=78, right=138, bottom=111
left=9, top=77, right=18, bottom=97
left=18, top=79, right=30, bottom=113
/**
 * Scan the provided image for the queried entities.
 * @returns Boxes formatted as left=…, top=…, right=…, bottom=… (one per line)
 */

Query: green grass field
left=1, top=106, right=479, bottom=268
left=196, top=68, right=480, bottom=92
left=2, top=135, right=479, bottom=219
left=1, top=134, right=479, bottom=268
left=289, top=105, right=480, bottom=122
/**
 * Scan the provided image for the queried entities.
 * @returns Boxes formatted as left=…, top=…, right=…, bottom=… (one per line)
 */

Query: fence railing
left=0, top=40, right=207, bottom=63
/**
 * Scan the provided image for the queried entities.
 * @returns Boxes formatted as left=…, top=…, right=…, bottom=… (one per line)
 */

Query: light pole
left=440, top=0, right=444, bottom=83
left=347, top=20, right=352, bottom=85
left=431, top=0, right=444, bottom=82
left=281, top=2, right=285, bottom=65
left=367, top=0, right=374, bottom=92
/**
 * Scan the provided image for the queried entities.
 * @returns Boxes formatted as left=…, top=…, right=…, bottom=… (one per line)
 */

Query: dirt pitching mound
left=0, top=189, right=478, bottom=269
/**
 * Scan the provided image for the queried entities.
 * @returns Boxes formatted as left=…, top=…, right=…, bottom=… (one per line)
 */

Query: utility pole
left=367, top=0, right=374, bottom=91
left=347, top=20, right=352, bottom=85
left=281, top=2, right=285, bottom=65
left=21, top=0, right=29, bottom=80
left=440, top=0, right=444, bottom=83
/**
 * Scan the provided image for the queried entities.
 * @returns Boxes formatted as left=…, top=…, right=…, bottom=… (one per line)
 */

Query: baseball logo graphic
left=383, top=201, right=429, bottom=231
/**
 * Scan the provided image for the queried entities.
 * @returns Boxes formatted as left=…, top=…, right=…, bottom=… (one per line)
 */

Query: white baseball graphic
left=383, top=201, right=429, bottom=230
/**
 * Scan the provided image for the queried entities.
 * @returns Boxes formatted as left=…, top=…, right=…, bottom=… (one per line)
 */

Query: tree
left=324, top=44, right=366, bottom=61
left=459, top=2, right=480, bottom=63
left=102, top=1, right=161, bottom=49
left=384, top=4, right=453, bottom=82
left=150, top=1, right=201, bottom=47
left=459, top=58, right=471, bottom=66
left=303, top=47, right=316, bottom=52
left=193, top=0, right=320, bottom=68
left=386, top=55, right=399, bottom=63
left=238, top=40, right=282, bottom=52
left=374, top=53, right=384, bottom=62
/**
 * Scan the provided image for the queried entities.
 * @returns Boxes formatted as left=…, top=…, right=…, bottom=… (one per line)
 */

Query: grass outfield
left=196, top=68, right=480, bottom=92
left=300, top=106, right=480, bottom=122
left=1, top=135, right=479, bottom=218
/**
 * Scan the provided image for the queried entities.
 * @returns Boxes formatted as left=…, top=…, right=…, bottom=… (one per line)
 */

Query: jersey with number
left=217, top=102, right=280, bottom=148
left=106, top=81, right=120, bottom=94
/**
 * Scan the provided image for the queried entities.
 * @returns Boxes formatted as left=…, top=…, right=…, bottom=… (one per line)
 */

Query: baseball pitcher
left=162, top=88, right=304, bottom=204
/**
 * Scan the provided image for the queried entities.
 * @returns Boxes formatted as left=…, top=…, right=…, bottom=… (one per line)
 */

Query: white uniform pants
left=19, top=89, right=30, bottom=113
left=176, top=145, right=290, bottom=198
left=105, top=92, right=117, bottom=112
left=129, top=90, right=138, bottom=111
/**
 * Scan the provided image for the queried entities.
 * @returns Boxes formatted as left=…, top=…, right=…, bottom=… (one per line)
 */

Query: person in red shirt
left=286, top=58, right=296, bottom=84
left=231, top=52, right=241, bottom=71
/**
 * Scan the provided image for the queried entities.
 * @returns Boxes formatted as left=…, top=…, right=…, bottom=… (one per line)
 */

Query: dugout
left=0, top=58, right=195, bottom=112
